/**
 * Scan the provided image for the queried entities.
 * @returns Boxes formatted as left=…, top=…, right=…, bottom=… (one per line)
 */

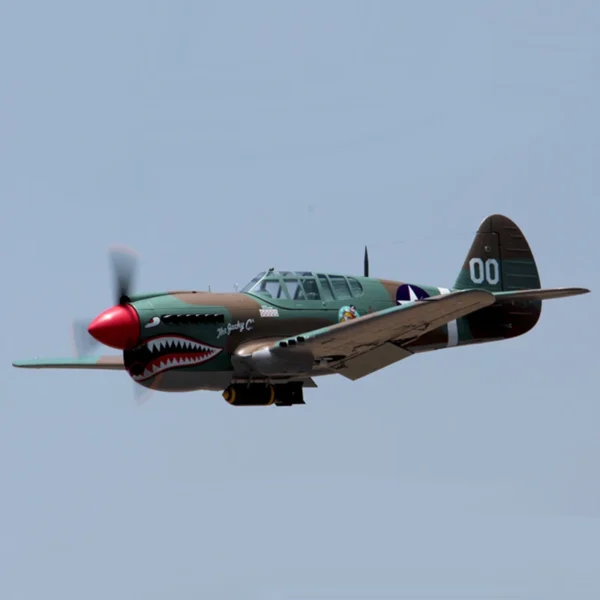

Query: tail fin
left=454, top=214, right=541, bottom=292
left=451, top=215, right=589, bottom=343
left=455, top=214, right=542, bottom=341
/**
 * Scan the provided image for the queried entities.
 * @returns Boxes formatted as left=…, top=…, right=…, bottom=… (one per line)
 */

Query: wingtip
left=12, top=360, right=32, bottom=368
left=563, top=287, right=591, bottom=296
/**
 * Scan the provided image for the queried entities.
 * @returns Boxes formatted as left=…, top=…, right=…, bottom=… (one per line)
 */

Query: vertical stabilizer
left=454, top=214, right=542, bottom=341
left=454, top=214, right=541, bottom=292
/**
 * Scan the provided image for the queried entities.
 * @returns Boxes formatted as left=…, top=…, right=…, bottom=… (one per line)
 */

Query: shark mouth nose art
left=126, top=335, right=222, bottom=382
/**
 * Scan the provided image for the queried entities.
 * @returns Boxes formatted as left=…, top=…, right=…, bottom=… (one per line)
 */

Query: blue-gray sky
left=1, top=1, right=598, bottom=598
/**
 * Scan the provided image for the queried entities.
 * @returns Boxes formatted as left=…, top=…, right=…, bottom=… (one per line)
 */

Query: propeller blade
left=108, top=245, right=139, bottom=304
left=133, top=372, right=164, bottom=406
left=71, top=318, right=100, bottom=358
left=134, top=381, right=153, bottom=405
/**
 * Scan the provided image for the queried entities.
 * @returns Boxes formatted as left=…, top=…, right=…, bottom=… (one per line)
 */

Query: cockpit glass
left=252, top=278, right=286, bottom=299
left=242, top=270, right=325, bottom=302
left=347, top=277, right=364, bottom=296
left=241, top=272, right=266, bottom=293
left=329, top=275, right=352, bottom=299
left=300, top=277, right=320, bottom=300
left=284, top=278, right=305, bottom=300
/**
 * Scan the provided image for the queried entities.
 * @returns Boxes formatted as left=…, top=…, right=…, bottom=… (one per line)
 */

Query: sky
left=1, top=1, right=599, bottom=598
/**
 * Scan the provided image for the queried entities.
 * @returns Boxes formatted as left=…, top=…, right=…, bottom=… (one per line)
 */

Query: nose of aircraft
left=88, top=304, right=140, bottom=350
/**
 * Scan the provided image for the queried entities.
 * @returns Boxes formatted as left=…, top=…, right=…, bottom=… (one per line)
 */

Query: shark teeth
left=147, top=337, right=206, bottom=353
left=130, top=336, right=221, bottom=382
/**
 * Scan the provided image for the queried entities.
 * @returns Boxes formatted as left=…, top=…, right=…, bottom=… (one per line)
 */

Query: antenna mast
left=363, top=246, right=369, bottom=277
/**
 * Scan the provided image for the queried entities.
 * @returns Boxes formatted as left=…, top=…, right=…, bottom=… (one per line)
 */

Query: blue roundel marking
left=396, top=284, right=430, bottom=305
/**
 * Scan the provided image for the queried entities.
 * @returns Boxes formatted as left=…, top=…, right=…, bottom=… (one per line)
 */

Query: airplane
left=12, top=214, right=590, bottom=407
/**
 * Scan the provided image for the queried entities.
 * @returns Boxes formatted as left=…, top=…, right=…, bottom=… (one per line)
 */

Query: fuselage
left=120, top=269, right=540, bottom=392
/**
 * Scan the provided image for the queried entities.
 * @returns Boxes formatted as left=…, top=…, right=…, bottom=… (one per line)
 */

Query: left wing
left=13, top=356, right=125, bottom=370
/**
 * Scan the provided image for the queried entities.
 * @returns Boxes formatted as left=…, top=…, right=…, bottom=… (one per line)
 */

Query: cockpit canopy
left=241, top=270, right=364, bottom=302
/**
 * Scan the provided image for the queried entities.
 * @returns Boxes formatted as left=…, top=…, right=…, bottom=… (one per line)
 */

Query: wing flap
left=333, top=342, right=413, bottom=381
left=12, top=356, right=125, bottom=370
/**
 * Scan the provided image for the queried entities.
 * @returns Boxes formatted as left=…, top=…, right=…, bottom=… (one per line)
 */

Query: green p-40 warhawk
left=13, top=214, right=590, bottom=406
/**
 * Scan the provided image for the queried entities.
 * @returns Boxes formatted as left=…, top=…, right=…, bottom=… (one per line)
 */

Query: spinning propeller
left=70, top=246, right=154, bottom=404
left=71, top=246, right=140, bottom=358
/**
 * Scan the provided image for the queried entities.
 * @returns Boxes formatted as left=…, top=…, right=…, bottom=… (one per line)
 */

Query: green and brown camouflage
left=13, top=214, right=590, bottom=406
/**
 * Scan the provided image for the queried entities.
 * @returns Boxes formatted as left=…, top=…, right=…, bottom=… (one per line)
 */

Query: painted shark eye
left=144, top=316, right=161, bottom=329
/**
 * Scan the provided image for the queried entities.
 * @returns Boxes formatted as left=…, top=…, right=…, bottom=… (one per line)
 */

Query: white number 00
left=469, top=258, right=500, bottom=285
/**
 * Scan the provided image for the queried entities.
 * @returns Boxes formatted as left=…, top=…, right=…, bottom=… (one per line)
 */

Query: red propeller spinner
left=88, top=304, right=140, bottom=350
left=70, top=245, right=155, bottom=404
left=72, top=245, right=141, bottom=356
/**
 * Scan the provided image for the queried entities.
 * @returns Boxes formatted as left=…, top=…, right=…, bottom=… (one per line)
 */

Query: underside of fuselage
left=132, top=367, right=330, bottom=393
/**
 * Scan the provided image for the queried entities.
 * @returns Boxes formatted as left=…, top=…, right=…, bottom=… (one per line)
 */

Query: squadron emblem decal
left=338, top=305, right=359, bottom=322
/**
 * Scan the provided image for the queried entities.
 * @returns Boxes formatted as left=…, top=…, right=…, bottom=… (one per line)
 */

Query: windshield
left=250, top=278, right=288, bottom=299
left=241, top=271, right=289, bottom=299
left=240, top=272, right=266, bottom=293
left=241, top=270, right=309, bottom=300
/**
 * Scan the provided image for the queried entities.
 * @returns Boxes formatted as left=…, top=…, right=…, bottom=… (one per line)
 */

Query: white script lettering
left=216, top=318, right=255, bottom=338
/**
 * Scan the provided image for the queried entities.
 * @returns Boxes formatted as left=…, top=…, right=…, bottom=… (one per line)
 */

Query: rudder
left=454, top=214, right=541, bottom=292
left=454, top=214, right=542, bottom=341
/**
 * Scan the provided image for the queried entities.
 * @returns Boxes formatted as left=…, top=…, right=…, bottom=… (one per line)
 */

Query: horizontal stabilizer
left=493, top=287, right=590, bottom=302
left=13, top=356, right=125, bottom=370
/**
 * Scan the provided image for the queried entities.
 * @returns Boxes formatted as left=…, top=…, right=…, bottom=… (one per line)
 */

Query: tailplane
left=492, top=287, right=589, bottom=302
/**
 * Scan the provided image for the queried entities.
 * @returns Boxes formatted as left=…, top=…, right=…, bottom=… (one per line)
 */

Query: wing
left=237, top=289, right=496, bottom=381
left=277, top=289, right=494, bottom=356
left=12, top=355, right=125, bottom=370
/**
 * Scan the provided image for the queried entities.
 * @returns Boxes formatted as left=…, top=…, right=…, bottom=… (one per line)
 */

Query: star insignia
left=397, top=285, right=427, bottom=306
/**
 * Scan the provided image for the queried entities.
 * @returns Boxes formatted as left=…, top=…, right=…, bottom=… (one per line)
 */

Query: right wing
left=274, top=289, right=495, bottom=357
left=236, top=289, right=496, bottom=380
